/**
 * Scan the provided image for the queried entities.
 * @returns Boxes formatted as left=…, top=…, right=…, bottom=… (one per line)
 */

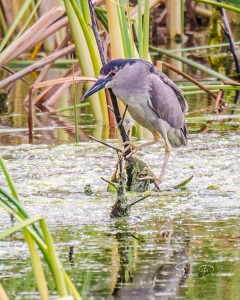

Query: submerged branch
left=129, top=192, right=151, bottom=207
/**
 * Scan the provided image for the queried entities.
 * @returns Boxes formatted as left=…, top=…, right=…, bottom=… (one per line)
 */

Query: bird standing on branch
left=83, top=59, right=188, bottom=184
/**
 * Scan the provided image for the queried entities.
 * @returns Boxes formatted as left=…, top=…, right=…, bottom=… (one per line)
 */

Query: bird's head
left=82, top=59, right=142, bottom=100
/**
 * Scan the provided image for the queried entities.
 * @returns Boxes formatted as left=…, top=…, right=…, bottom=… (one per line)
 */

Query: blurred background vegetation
left=1, top=1, right=240, bottom=298
left=0, top=0, right=240, bottom=137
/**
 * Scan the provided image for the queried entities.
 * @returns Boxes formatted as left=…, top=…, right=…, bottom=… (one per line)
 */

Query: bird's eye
left=109, top=70, right=117, bottom=77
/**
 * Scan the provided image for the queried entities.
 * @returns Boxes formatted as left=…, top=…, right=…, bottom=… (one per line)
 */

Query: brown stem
left=215, top=89, right=224, bottom=114
left=162, top=61, right=224, bottom=102
left=88, top=0, right=106, bottom=65
left=88, top=0, right=131, bottom=156
left=28, top=88, right=33, bottom=139
left=223, top=81, right=240, bottom=86
left=217, top=0, right=240, bottom=106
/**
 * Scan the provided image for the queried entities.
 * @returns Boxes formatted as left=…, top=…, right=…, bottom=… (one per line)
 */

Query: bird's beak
left=82, top=78, right=108, bottom=101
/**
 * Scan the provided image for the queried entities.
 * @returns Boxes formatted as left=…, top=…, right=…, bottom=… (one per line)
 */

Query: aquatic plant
left=0, top=157, right=82, bottom=299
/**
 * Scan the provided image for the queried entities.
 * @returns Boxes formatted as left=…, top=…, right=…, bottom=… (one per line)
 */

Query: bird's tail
left=167, top=123, right=188, bottom=147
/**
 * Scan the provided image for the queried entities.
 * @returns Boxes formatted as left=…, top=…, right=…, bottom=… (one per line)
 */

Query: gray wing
left=146, top=61, right=188, bottom=113
left=157, top=71, right=188, bottom=113
left=147, top=73, right=187, bottom=129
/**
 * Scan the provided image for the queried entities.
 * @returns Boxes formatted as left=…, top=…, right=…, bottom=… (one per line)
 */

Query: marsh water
left=1, top=82, right=240, bottom=299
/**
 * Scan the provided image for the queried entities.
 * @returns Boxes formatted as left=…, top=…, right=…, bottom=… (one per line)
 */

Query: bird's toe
left=138, top=175, right=162, bottom=185
left=121, top=141, right=138, bottom=158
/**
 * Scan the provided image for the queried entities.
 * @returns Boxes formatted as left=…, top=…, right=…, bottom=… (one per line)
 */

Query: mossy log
left=110, top=156, right=153, bottom=218
left=110, top=170, right=129, bottom=218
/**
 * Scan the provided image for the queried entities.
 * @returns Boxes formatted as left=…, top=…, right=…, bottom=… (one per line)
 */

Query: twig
left=108, top=90, right=131, bottom=155
left=223, top=81, right=240, bottom=86
left=107, top=105, right=114, bottom=112
left=2, top=66, right=30, bottom=85
left=69, top=245, right=74, bottom=265
left=88, top=0, right=106, bottom=65
left=28, top=87, right=33, bottom=138
left=118, top=151, right=124, bottom=173
left=88, top=0, right=131, bottom=156
left=101, top=177, right=118, bottom=187
left=215, top=89, right=225, bottom=114
left=162, top=61, right=224, bottom=102
left=129, top=193, right=151, bottom=207
left=121, top=105, right=128, bottom=123
left=117, top=105, right=128, bottom=128
left=89, top=135, right=122, bottom=152
left=153, top=181, right=161, bottom=191
left=217, top=0, right=240, bottom=106
left=218, top=2, right=240, bottom=74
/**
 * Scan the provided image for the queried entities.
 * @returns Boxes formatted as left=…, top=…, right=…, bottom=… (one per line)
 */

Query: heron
left=82, top=58, right=188, bottom=184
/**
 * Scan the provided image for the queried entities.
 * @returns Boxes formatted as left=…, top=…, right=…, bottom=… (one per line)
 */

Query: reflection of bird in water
left=112, top=232, right=190, bottom=300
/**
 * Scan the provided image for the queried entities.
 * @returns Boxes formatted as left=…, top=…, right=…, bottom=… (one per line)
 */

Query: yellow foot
left=138, top=176, right=162, bottom=185
left=121, top=141, right=138, bottom=159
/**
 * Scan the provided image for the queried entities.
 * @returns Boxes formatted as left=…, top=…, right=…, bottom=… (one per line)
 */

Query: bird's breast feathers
left=126, top=95, right=160, bottom=131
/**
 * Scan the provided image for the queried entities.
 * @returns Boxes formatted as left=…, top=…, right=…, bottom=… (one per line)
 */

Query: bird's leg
left=158, top=141, right=172, bottom=183
left=135, top=133, right=161, bottom=183
left=138, top=142, right=171, bottom=185
left=138, top=132, right=172, bottom=185
left=122, top=139, right=157, bottom=156
left=122, top=131, right=160, bottom=159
